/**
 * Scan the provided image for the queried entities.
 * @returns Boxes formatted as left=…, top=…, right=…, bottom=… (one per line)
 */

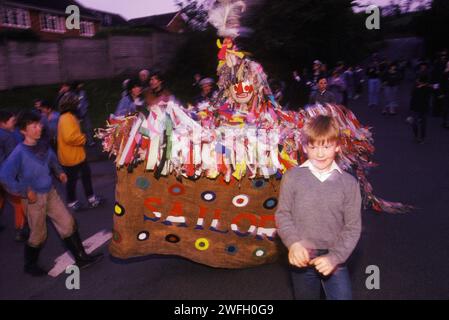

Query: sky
left=76, top=0, right=425, bottom=20
left=355, top=0, right=429, bottom=9
left=76, top=0, right=180, bottom=20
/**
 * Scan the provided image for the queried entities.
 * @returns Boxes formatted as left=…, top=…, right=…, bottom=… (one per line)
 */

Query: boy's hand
left=27, top=189, right=37, bottom=204
left=288, top=242, right=310, bottom=268
left=59, top=173, right=68, bottom=184
left=309, top=256, right=336, bottom=276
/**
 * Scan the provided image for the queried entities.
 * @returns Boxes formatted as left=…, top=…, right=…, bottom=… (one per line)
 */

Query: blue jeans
left=384, top=86, right=398, bottom=110
left=368, top=78, right=381, bottom=107
left=290, top=264, right=353, bottom=300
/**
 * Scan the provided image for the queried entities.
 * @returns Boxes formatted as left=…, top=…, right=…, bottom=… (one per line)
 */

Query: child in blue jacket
left=0, top=111, right=102, bottom=276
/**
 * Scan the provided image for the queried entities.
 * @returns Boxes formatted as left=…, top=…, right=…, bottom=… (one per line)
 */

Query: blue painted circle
left=225, top=245, right=238, bottom=255
left=263, top=197, right=278, bottom=210
left=252, top=179, right=266, bottom=189
left=136, top=177, right=150, bottom=190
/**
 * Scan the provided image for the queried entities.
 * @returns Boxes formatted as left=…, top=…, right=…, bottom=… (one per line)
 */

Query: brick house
left=129, top=11, right=187, bottom=34
left=84, top=8, right=128, bottom=28
left=0, top=0, right=101, bottom=40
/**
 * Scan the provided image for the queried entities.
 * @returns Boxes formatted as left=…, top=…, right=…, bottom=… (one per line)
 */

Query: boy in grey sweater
left=275, top=115, right=362, bottom=300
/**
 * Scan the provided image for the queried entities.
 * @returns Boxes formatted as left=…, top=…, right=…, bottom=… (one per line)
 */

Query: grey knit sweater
left=275, top=167, right=362, bottom=266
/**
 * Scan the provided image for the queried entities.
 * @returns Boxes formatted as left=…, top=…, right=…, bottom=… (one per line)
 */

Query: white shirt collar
left=300, top=160, right=342, bottom=182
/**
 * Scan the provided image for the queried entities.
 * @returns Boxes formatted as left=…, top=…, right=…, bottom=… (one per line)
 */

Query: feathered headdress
left=208, top=0, right=246, bottom=39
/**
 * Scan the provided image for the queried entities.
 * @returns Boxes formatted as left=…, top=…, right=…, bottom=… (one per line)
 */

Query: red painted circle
left=168, top=184, right=185, bottom=196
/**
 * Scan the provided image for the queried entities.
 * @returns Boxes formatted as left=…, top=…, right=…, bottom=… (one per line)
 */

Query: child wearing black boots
left=0, top=111, right=103, bottom=276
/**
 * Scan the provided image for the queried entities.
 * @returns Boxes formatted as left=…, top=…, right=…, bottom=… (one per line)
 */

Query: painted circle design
left=114, top=203, right=125, bottom=216
left=201, top=191, right=216, bottom=202
left=225, top=244, right=238, bottom=255
left=253, top=248, right=266, bottom=258
left=165, top=234, right=180, bottom=243
left=232, top=194, right=249, bottom=207
left=136, top=176, right=150, bottom=190
left=263, top=197, right=278, bottom=210
left=252, top=179, right=266, bottom=189
left=169, top=184, right=185, bottom=196
left=112, top=230, right=121, bottom=243
left=137, top=231, right=149, bottom=241
left=195, top=238, right=210, bottom=251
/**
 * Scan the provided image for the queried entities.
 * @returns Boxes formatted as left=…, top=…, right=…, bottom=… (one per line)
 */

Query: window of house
left=80, top=21, right=95, bottom=37
left=40, top=13, right=65, bottom=33
left=0, top=6, right=31, bottom=28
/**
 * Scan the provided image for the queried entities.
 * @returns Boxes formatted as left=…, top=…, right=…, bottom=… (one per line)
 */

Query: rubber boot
left=24, top=244, right=47, bottom=276
left=63, top=229, right=103, bottom=269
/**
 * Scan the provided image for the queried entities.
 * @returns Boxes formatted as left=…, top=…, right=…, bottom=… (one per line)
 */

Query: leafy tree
left=239, top=0, right=376, bottom=78
left=166, top=26, right=218, bottom=103
left=412, top=0, right=449, bottom=55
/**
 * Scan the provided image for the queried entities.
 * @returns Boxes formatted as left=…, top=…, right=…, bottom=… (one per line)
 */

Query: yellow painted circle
left=114, top=204, right=124, bottom=216
left=195, top=238, right=210, bottom=251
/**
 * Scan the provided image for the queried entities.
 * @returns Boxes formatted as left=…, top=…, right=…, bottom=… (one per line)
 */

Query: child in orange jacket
left=57, top=93, right=101, bottom=211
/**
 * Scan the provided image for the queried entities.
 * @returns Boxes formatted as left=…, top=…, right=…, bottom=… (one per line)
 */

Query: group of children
left=0, top=89, right=103, bottom=276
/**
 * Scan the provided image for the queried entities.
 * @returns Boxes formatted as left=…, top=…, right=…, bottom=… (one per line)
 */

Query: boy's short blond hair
left=302, top=115, right=340, bottom=145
